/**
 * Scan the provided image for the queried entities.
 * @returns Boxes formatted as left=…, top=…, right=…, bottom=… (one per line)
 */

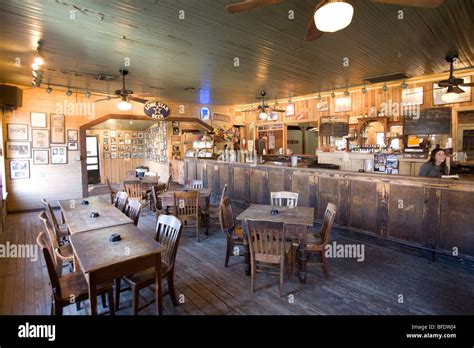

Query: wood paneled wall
left=1, top=87, right=236, bottom=211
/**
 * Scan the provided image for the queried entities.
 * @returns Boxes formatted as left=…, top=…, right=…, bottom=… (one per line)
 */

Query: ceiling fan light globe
left=314, top=2, right=353, bottom=33
left=441, top=91, right=458, bottom=103
left=259, top=112, right=268, bottom=120
left=117, top=100, right=132, bottom=111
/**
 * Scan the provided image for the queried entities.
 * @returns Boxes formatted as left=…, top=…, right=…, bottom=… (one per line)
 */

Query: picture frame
left=67, top=129, right=78, bottom=142
left=30, top=112, right=47, bottom=128
left=111, top=138, right=116, bottom=144
left=433, top=76, right=471, bottom=105
left=111, top=144, right=117, bottom=152
left=32, top=129, right=50, bottom=148
left=285, top=103, right=295, bottom=117
left=104, top=153, right=110, bottom=159
left=67, top=142, right=78, bottom=151
left=172, top=127, right=180, bottom=135
left=401, top=86, right=423, bottom=106
left=103, top=138, right=109, bottom=145
left=10, top=160, right=30, bottom=179
left=316, top=101, right=329, bottom=112
left=111, top=152, right=117, bottom=159
left=6, top=141, right=31, bottom=159
left=138, top=132, right=144, bottom=138
left=103, top=145, right=109, bottom=152
left=7, top=124, right=28, bottom=140
left=110, top=131, right=116, bottom=137
left=50, top=114, right=65, bottom=144
left=104, top=131, right=109, bottom=137
left=132, top=132, right=137, bottom=138
left=172, top=121, right=179, bottom=127
left=51, top=146, right=67, bottom=164
left=33, top=150, right=49, bottom=165
left=334, top=96, right=352, bottom=112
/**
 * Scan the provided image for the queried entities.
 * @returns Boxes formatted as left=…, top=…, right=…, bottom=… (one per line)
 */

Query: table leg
left=155, top=254, right=163, bottom=315
left=297, top=240, right=307, bottom=283
left=243, top=238, right=250, bottom=276
left=87, top=274, right=98, bottom=315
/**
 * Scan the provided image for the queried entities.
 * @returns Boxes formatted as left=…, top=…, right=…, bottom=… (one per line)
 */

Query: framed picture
left=104, top=153, right=110, bottom=159
left=51, top=146, right=67, bottom=164
left=334, top=96, right=352, bottom=112
left=51, top=114, right=65, bottom=144
left=67, top=142, right=78, bottom=151
left=67, top=129, right=78, bottom=142
left=103, top=145, right=109, bottom=152
left=172, top=121, right=179, bottom=127
left=111, top=144, right=117, bottom=152
left=6, top=141, right=31, bottom=159
left=124, top=152, right=131, bottom=159
left=173, top=128, right=180, bottom=135
left=7, top=124, right=28, bottom=140
left=103, top=138, right=109, bottom=145
left=31, top=112, right=47, bottom=128
left=111, top=152, right=117, bottom=159
left=110, top=130, right=116, bottom=137
left=32, top=129, right=50, bottom=148
left=10, top=160, right=30, bottom=179
left=286, top=103, right=295, bottom=117
left=33, top=150, right=49, bottom=165
left=118, top=152, right=124, bottom=159
left=317, top=101, right=329, bottom=112
left=104, top=131, right=109, bottom=137
left=111, top=138, right=116, bottom=144
left=401, top=86, right=423, bottom=106
left=433, top=76, right=472, bottom=105
left=138, top=132, right=144, bottom=138
left=132, top=132, right=137, bottom=138
left=132, top=153, right=138, bottom=159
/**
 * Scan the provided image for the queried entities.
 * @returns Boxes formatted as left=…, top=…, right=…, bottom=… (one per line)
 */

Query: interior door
left=86, top=135, right=100, bottom=184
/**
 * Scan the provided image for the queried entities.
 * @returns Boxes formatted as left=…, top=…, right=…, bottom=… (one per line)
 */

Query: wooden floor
left=1, top=195, right=473, bottom=315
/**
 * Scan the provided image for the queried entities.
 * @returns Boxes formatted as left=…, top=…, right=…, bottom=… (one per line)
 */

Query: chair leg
left=107, top=288, right=115, bottom=315
left=250, top=261, right=256, bottom=293
left=168, top=272, right=178, bottom=307
left=225, top=238, right=233, bottom=267
left=322, top=252, right=329, bottom=279
left=114, top=278, right=121, bottom=310
left=280, top=260, right=284, bottom=296
left=132, top=285, right=140, bottom=315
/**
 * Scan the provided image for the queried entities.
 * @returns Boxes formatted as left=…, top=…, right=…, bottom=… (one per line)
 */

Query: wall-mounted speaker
left=0, top=85, right=23, bottom=108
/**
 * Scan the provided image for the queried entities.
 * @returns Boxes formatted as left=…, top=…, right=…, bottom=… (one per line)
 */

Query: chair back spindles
left=173, top=191, right=200, bottom=242
left=37, top=231, right=62, bottom=298
left=270, top=191, right=299, bottom=208
left=321, top=203, right=337, bottom=244
left=155, top=215, right=183, bottom=273
left=219, top=184, right=228, bottom=208
left=219, top=196, right=235, bottom=238
left=38, top=211, right=67, bottom=276
left=114, top=191, right=128, bottom=212
left=41, top=198, right=63, bottom=240
left=124, top=182, right=143, bottom=200
left=125, top=199, right=142, bottom=226
left=184, top=179, right=203, bottom=190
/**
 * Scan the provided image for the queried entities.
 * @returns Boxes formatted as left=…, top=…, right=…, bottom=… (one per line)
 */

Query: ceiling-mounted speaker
left=0, top=85, right=23, bottom=109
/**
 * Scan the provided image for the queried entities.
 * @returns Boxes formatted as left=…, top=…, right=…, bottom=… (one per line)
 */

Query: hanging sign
left=144, top=101, right=171, bottom=120
left=200, top=107, right=210, bottom=120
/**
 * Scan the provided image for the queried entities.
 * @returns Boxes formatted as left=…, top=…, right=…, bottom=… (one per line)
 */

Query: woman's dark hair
left=428, top=148, right=448, bottom=175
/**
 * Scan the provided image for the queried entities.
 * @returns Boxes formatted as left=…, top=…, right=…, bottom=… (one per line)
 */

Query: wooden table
left=69, top=224, right=164, bottom=315
left=158, top=188, right=212, bottom=211
left=58, top=197, right=133, bottom=234
left=236, top=204, right=315, bottom=283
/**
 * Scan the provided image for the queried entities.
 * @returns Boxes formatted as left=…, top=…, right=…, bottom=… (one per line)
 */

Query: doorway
left=86, top=135, right=100, bottom=184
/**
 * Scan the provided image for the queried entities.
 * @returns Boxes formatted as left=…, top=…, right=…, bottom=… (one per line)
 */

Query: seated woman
left=418, top=148, right=449, bottom=178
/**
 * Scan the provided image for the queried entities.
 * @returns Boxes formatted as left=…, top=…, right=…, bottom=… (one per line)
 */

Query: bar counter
left=184, top=158, right=474, bottom=265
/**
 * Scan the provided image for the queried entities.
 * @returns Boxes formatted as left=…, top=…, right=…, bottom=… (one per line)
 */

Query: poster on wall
left=10, top=160, right=30, bottom=179
left=50, top=114, right=65, bottom=143
left=51, top=146, right=67, bottom=164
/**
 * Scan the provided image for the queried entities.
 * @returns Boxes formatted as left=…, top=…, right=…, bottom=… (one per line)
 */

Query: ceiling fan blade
left=370, top=0, right=444, bottom=8
left=93, top=96, right=119, bottom=103
left=461, top=82, right=474, bottom=87
left=453, top=86, right=465, bottom=94
left=303, top=0, right=328, bottom=42
left=436, top=80, right=451, bottom=87
left=129, top=96, right=148, bottom=104
left=227, top=0, right=285, bottom=14
left=269, top=108, right=286, bottom=112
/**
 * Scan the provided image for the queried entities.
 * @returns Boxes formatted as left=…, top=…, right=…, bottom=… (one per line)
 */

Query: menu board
left=319, top=115, right=349, bottom=137
left=403, top=107, right=451, bottom=135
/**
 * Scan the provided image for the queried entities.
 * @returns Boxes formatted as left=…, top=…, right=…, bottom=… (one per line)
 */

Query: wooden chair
left=219, top=196, right=244, bottom=267
left=166, top=175, right=172, bottom=191
left=151, top=184, right=167, bottom=222
left=304, top=203, right=337, bottom=279
left=40, top=198, right=69, bottom=242
left=124, top=181, right=148, bottom=211
left=113, top=191, right=128, bottom=213
left=173, top=191, right=200, bottom=242
left=105, top=177, right=118, bottom=204
left=37, top=231, right=115, bottom=315
left=219, top=184, right=228, bottom=208
left=125, top=199, right=142, bottom=226
left=116, top=214, right=183, bottom=315
left=38, top=211, right=73, bottom=276
left=184, top=179, right=203, bottom=189
left=244, top=219, right=288, bottom=295
left=271, top=191, right=299, bottom=208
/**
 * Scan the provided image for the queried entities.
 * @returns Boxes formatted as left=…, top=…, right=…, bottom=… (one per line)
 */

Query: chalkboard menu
left=319, top=115, right=349, bottom=137
left=403, top=107, right=451, bottom=135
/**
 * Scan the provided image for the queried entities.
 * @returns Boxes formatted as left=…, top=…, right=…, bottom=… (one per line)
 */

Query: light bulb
left=32, top=63, right=40, bottom=70
left=34, top=57, right=44, bottom=65
left=117, top=100, right=132, bottom=111
left=259, top=112, right=268, bottom=120
left=314, top=1, right=353, bottom=33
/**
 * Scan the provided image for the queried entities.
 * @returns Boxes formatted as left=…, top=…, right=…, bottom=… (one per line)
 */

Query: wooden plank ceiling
left=0, top=0, right=473, bottom=105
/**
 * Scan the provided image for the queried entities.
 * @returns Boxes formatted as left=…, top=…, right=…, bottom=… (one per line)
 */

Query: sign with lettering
left=403, top=107, right=451, bottom=135
left=200, top=107, right=210, bottom=120
left=319, top=115, right=349, bottom=137
left=212, top=113, right=230, bottom=122
left=144, top=101, right=171, bottom=120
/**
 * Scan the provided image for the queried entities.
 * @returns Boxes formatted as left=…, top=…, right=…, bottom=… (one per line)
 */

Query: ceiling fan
left=94, top=69, right=148, bottom=110
left=243, top=91, right=286, bottom=119
left=435, top=54, right=474, bottom=103
left=227, top=0, right=444, bottom=42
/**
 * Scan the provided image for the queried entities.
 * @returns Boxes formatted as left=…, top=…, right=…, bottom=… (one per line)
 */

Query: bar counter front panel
left=184, top=158, right=474, bottom=264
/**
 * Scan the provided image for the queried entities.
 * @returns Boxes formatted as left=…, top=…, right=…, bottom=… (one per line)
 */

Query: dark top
left=418, top=161, right=448, bottom=178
